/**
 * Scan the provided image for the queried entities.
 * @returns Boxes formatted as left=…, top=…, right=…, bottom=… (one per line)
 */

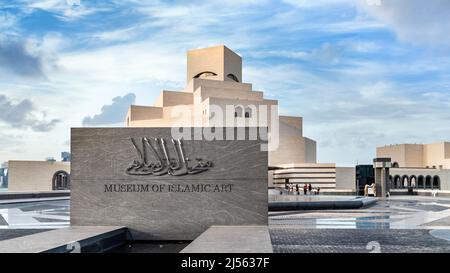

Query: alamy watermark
left=66, top=241, right=81, bottom=253
left=366, top=241, right=382, bottom=253
left=168, top=104, right=280, bottom=152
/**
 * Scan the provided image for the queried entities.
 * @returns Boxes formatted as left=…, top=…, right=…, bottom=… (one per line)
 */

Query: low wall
left=0, top=190, right=70, bottom=201
left=390, top=189, right=450, bottom=197
left=335, top=167, right=356, bottom=190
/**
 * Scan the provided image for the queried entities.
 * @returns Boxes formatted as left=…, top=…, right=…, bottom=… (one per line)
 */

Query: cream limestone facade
left=271, top=164, right=356, bottom=191
left=377, top=142, right=450, bottom=169
left=272, top=163, right=336, bottom=190
left=377, top=142, right=450, bottom=194
left=389, top=168, right=449, bottom=191
left=125, top=45, right=317, bottom=167
left=7, top=160, right=70, bottom=192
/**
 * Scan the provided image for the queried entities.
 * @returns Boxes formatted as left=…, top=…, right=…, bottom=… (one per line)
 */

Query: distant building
left=6, top=153, right=71, bottom=192
left=5, top=152, right=71, bottom=192
left=377, top=142, right=450, bottom=169
left=376, top=142, right=450, bottom=194
left=7, top=160, right=70, bottom=192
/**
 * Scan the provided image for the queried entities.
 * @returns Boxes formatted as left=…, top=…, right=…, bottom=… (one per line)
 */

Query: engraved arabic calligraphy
left=126, top=137, right=213, bottom=176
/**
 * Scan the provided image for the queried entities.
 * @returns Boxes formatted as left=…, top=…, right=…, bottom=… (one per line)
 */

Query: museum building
left=125, top=45, right=351, bottom=191
left=7, top=159, right=70, bottom=192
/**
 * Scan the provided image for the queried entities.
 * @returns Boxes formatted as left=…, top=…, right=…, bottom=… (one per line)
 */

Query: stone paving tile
left=422, top=216, right=450, bottom=227
left=269, top=228, right=450, bottom=253
left=405, top=204, right=448, bottom=212
left=272, top=244, right=450, bottom=253
left=0, top=200, right=70, bottom=229
left=0, top=215, right=7, bottom=226
left=19, top=204, right=62, bottom=212
left=0, top=229, right=51, bottom=241
left=32, top=217, right=66, bottom=223
left=44, top=212, right=70, bottom=217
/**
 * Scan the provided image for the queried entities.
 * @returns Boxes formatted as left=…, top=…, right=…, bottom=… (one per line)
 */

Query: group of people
left=283, top=183, right=320, bottom=195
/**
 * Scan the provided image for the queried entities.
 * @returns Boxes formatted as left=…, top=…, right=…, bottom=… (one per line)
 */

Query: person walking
left=317, top=187, right=320, bottom=195
left=303, top=184, right=308, bottom=195
left=308, top=184, right=312, bottom=193
left=296, top=184, right=300, bottom=195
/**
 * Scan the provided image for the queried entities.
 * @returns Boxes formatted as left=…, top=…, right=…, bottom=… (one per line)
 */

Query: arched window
left=52, top=170, right=70, bottom=190
left=394, top=175, right=401, bottom=189
left=425, top=176, right=432, bottom=189
left=402, top=175, right=409, bottom=188
left=433, top=176, right=440, bottom=190
left=234, top=106, right=243, bottom=118
left=194, top=71, right=218, bottom=79
left=418, top=176, right=424, bottom=189
left=410, top=176, right=417, bottom=188
left=227, top=73, right=239, bottom=82
left=244, top=107, right=252, bottom=118
left=392, top=162, right=399, bottom=168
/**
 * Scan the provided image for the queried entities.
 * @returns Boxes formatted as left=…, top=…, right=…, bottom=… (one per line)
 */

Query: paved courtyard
left=269, top=196, right=450, bottom=252
left=0, top=199, right=69, bottom=231
left=2, top=196, right=450, bottom=252
left=0, top=199, right=69, bottom=242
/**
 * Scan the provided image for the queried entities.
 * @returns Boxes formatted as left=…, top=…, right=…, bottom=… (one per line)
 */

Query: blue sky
left=1, top=0, right=450, bottom=165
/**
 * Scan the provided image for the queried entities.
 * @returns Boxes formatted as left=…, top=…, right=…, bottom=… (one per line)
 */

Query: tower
left=186, top=45, right=242, bottom=83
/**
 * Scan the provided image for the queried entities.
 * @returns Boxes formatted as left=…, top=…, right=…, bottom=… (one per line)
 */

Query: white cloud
left=57, top=40, right=185, bottom=84
left=23, top=0, right=109, bottom=21
left=283, top=0, right=356, bottom=8
left=0, top=11, right=17, bottom=30
left=358, top=0, right=450, bottom=45
left=82, top=93, right=135, bottom=126
left=0, top=94, right=60, bottom=132
left=246, top=55, right=450, bottom=165
left=359, top=81, right=388, bottom=99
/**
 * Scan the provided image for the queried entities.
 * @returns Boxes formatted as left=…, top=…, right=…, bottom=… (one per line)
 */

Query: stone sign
left=70, top=128, right=268, bottom=240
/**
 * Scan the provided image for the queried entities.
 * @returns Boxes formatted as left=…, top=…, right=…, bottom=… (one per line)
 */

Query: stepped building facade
left=125, top=45, right=351, bottom=190
left=125, top=45, right=316, bottom=167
